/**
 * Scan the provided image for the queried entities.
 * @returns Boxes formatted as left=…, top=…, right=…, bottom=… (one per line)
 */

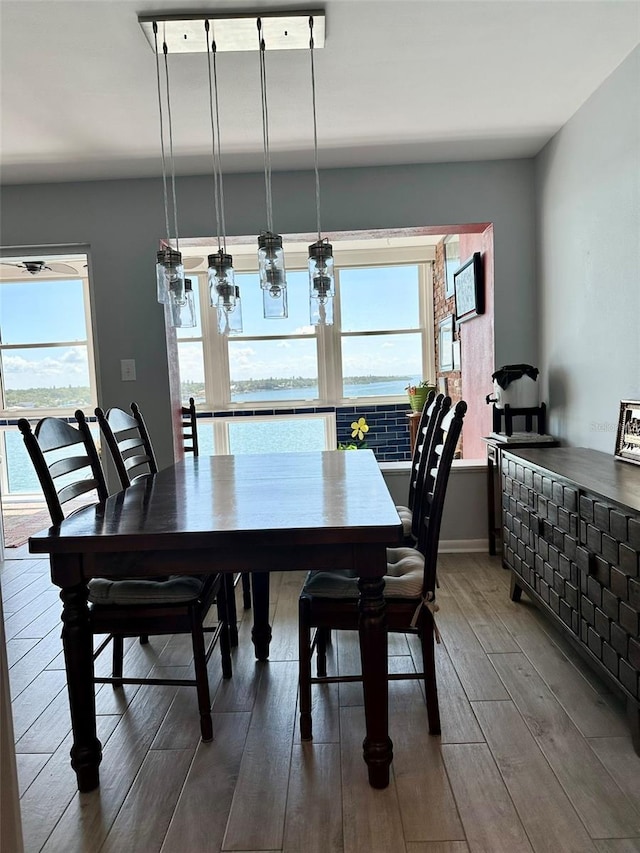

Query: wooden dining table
left=28, top=449, right=403, bottom=792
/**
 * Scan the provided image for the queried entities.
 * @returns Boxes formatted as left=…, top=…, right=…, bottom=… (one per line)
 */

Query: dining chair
left=298, top=399, right=467, bottom=741
left=396, top=391, right=443, bottom=543
left=178, top=398, right=252, bottom=613
left=181, top=397, right=199, bottom=456
left=94, top=402, right=157, bottom=489
left=18, top=410, right=233, bottom=742
left=97, top=401, right=250, bottom=643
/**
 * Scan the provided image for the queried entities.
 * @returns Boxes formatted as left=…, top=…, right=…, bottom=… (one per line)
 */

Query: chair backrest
left=407, top=391, right=441, bottom=511
left=181, top=397, right=199, bottom=456
left=95, top=402, right=158, bottom=489
left=18, top=410, right=108, bottom=525
left=415, top=399, right=467, bottom=596
left=410, top=394, right=449, bottom=539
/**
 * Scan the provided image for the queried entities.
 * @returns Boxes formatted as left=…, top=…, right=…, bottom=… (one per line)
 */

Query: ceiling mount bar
left=138, top=10, right=325, bottom=54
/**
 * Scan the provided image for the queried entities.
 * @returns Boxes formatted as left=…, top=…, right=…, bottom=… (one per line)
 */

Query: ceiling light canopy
left=139, top=11, right=325, bottom=54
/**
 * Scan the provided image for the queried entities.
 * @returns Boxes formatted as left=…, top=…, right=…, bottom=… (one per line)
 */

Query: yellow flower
left=350, top=417, right=369, bottom=441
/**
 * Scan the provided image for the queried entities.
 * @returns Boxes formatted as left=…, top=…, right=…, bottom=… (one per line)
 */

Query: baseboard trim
left=439, top=539, right=488, bottom=553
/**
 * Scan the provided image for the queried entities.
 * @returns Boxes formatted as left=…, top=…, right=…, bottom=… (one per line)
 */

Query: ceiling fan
left=0, top=259, right=79, bottom=276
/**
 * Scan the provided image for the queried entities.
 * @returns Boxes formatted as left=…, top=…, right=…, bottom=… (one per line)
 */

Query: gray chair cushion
left=302, top=547, right=424, bottom=600
left=396, top=504, right=413, bottom=537
left=88, top=575, right=204, bottom=606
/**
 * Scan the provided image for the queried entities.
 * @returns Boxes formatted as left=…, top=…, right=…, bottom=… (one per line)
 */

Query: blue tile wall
left=201, top=403, right=412, bottom=462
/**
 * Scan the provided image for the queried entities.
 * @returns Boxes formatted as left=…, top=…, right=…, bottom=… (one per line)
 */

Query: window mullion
left=198, top=276, right=229, bottom=409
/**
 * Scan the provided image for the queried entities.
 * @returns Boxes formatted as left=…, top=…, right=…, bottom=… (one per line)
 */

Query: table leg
left=60, top=582, right=102, bottom=792
left=358, top=573, right=393, bottom=789
left=251, top=572, right=272, bottom=661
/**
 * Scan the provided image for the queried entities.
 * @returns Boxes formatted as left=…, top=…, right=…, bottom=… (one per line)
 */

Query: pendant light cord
left=258, top=19, right=274, bottom=234
left=153, top=22, right=171, bottom=246
left=163, top=41, right=180, bottom=251
left=309, top=16, right=322, bottom=242
left=205, top=21, right=223, bottom=252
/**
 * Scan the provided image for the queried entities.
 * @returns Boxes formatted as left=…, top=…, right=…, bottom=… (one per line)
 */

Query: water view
left=3, top=377, right=411, bottom=495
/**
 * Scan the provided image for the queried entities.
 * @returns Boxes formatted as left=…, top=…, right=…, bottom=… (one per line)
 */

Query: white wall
left=535, top=46, right=640, bottom=450
left=1, top=159, right=536, bottom=468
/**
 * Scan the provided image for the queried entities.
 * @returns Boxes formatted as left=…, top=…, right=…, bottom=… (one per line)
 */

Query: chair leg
left=139, top=635, right=149, bottom=645
left=421, top=616, right=441, bottom=735
left=316, top=627, right=329, bottom=677
left=112, top=635, right=124, bottom=681
left=225, top=574, right=239, bottom=647
left=216, top=581, right=233, bottom=680
left=298, top=597, right=313, bottom=741
left=189, top=605, right=213, bottom=742
left=241, top=572, right=252, bottom=610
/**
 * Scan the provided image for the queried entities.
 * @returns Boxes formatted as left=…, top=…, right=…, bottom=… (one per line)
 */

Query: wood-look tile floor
left=3, top=547, right=640, bottom=853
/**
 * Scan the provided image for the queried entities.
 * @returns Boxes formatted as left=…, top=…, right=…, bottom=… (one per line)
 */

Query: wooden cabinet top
left=502, top=446, right=640, bottom=513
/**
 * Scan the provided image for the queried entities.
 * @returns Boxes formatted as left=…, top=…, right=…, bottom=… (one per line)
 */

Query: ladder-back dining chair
left=18, top=410, right=232, bottom=742
left=298, top=399, right=467, bottom=741
left=396, top=391, right=444, bottom=543
left=94, top=402, right=157, bottom=488
left=181, top=397, right=199, bottom=456
left=97, top=401, right=248, bottom=643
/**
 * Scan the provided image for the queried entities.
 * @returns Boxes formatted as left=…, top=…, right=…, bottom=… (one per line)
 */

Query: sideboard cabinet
left=501, top=447, right=640, bottom=751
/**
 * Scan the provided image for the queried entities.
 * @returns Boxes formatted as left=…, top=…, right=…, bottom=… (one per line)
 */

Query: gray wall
left=535, top=46, right=640, bottom=450
left=1, top=160, right=536, bottom=467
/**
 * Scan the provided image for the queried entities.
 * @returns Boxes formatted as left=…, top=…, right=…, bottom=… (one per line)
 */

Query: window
left=175, top=242, right=435, bottom=455
left=177, top=244, right=435, bottom=412
left=0, top=253, right=97, bottom=494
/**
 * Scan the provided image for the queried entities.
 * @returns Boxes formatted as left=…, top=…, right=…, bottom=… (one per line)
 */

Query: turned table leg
left=251, top=572, right=272, bottom=661
left=60, top=582, right=102, bottom=792
left=358, top=573, right=393, bottom=789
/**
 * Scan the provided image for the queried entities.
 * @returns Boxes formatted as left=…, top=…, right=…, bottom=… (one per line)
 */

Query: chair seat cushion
left=302, top=547, right=424, bottom=600
left=88, top=575, right=204, bottom=606
left=395, top=504, right=413, bottom=537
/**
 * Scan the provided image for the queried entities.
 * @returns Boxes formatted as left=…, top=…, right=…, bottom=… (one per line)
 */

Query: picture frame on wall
left=438, top=315, right=454, bottom=372
left=454, top=251, right=484, bottom=323
left=614, top=400, right=640, bottom=466
left=443, top=235, right=460, bottom=299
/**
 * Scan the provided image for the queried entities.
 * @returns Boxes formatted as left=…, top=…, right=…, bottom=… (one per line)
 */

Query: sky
left=178, top=265, right=423, bottom=383
left=0, top=277, right=91, bottom=390
left=0, top=264, right=424, bottom=391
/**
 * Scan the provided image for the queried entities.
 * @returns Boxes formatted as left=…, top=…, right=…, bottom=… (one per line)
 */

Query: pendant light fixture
left=203, top=20, right=243, bottom=335
left=171, top=278, right=197, bottom=328
left=152, top=22, right=189, bottom=322
left=307, top=15, right=334, bottom=326
left=257, top=18, right=287, bottom=319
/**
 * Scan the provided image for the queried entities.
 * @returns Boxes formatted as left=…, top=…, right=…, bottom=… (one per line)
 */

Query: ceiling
left=1, top=0, right=639, bottom=186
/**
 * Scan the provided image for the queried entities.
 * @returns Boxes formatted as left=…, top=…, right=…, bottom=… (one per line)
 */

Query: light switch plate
left=120, top=359, right=136, bottom=381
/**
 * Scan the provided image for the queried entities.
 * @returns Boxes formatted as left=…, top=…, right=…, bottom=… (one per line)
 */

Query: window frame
left=180, top=244, right=435, bottom=412
left=0, top=262, right=98, bottom=419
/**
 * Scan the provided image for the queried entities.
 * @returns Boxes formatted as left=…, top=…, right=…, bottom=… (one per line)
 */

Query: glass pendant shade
left=208, top=251, right=242, bottom=335
left=258, top=232, right=288, bottom=318
left=157, top=247, right=185, bottom=305
left=171, top=278, right=196, bottom=328
left=308, top=239, right=335, bottom=326
left=218, top=286, right=243, bottom=335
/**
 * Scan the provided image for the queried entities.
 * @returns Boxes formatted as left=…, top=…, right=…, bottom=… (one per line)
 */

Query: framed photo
left=614, top=400, right=640, bottom=466
left=443, top=235, right=460, bottom=299
left=454, top=252, right=484, bottom=323
left=438, top=315, right=454, bottom=372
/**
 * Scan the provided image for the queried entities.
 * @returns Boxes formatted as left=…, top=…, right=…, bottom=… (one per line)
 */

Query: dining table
left=28, top=449, right=403, bottom=792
